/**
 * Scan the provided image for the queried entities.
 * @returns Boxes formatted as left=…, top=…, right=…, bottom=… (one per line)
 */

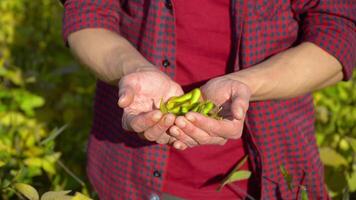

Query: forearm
left=229, top=42, right=343, bottom=101
left=68, top=28, right=155, bottom=85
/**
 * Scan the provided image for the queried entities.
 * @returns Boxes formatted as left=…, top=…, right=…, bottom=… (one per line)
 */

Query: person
left=61, top=0, right=355, bottom=199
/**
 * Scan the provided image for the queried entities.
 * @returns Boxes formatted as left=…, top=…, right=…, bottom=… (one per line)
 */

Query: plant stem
left=57, top=160, right=85, bottom=186
left=227, top=183, right=256, bottom=200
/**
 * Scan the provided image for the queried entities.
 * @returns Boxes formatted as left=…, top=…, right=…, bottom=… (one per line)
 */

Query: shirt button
left=162, top=59, right=170, bottom=68
left=153, top=170, right=161, bottom=178
left=149, top=193, right=160, bottom=200
left=165, top=0, right=172, bottom=10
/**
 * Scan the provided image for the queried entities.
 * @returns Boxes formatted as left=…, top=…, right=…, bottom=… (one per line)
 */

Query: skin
left=68, top=28, right=182, bottom=145
left=68, top=28, right=343, bottom=150
left=171, top=42, right=343, bottom=150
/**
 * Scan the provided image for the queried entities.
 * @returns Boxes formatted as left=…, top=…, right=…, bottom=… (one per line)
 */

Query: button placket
left=165, top=0, right=172, bottom=10
left=153, top=170, right=161, bottom=178
left=162, top=59, right=170, bottom=68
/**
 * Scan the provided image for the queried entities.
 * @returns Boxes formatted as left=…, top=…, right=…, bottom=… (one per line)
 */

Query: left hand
left=168, top=75, right=251, bottom=150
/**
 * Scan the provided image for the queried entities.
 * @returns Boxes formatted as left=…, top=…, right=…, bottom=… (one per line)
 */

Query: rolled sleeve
left=294, top=0, right=356, bottom=80
left=62, top=0, right=121, bottom=43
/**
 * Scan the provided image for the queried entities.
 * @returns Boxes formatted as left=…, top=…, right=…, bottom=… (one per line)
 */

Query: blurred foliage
left=314, top=72, right=356, bottom=199
left=0, top=0, right=95, bottom=199
left=0, top=0, right=355, bottom=200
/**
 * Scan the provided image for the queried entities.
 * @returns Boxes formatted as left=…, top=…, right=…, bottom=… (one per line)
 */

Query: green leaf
left=14, top=183, right=39, bottom=200
left=227, top=170, right=251, bottom=183
left=347, top=170, right=356, bottom=192
left=24, top=157, right=43, bottom=167
left=71, top=192, right=92, bottom=200
left=346, top=137, right=356, bottom=152
left=280, top=165, right=293, bottom=191
left=300, top=186, right=309, bottom=200
left=42, top=159, right=56, bottom=175
left=319, top=147, right=348, bottom=167
left=41, top=190, right=72, bottom=200
left=218, top=156, right=250, bottom=191
left=19, top=93, right=45, bottom=116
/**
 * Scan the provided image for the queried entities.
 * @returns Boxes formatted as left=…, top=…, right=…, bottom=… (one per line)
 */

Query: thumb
left=231, top=86, right=251, bottom=120
left=118, top=87, right=135, bottom=108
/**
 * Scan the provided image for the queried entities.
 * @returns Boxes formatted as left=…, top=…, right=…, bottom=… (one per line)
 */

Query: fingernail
left=118, top=95, right=125, bottom=105
left=170, top=128, right=179, bottom=137
left=186, top=114, right=195, bottom=122
left=177, top=119, right=186, bottom=128
left=237, top=107, right=244, bottom=119
left=164, top=115, right=172, bottom=126
left=174, top=142, right=182, bottom=149
left=152, top=112, right=162, bottom=122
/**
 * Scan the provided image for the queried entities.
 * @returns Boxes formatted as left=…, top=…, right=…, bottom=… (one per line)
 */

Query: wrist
left=226, top=66, right=269, bottom=101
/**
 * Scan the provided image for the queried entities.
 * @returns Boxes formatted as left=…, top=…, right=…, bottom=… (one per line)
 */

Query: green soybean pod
left=159, top=99, right=168, bottom=113
left=189, top=88, right=201, bottom=104
left=166, top=101, right=176, bottom=110
left=181, top=106, right=190, bottom=114
left=168, top=106, right=181, bottom=115
left=197, top=103, right=205, bottom=113
left=191, top=102, right=202, bottom=112
left=202, top=101, right=214, bottom=115
left=168, top=92, right=193, bottom=105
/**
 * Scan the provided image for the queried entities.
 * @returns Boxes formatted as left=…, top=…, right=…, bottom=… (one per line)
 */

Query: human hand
left=118, top=67, right=184, bottom=144
left=169, top=76, right=251, bottom=149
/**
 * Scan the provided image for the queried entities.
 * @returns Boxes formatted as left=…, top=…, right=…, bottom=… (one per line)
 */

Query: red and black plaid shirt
left=62, top=0, right=356, bottom=199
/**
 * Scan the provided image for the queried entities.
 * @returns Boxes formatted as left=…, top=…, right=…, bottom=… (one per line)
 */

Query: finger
left=168, top=136, right=177, bottom=144
left=175, top=116, right=227, bottom=144
left=169, top=125, right=198, bottom=147
left=185, top=112, right=243, bottom=139
left=172, top=140, right=188, bottom=150
left=118, top=86, right=135, bottom=108
left=127, top=110, right=162, bottom=132
left=143, top=113, right=175, bottom=141
left=155, top=132, right=171, bottom=144
left=231, top=85, right=251, bottom=120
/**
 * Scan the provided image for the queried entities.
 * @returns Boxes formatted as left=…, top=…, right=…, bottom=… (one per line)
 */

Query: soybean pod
left=159, top=98, right=168, bottom=113
left=189, top=88, right=201, bottom=104
left=191, top=102, right=203, bottom=112
left=167, top=92, right=193, bottom=105
left=202, top=101, right=214, bottom=115
left=168, top=106, right=181, bottom=115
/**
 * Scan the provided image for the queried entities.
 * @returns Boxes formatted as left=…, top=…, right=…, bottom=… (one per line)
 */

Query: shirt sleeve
left=62, top=0, right=121, bottom=43
left=292, top=0, right=356, bottom=80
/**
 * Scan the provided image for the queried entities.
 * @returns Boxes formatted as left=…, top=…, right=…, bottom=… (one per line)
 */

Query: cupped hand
left=118, top=67, right=184, bottom=144
left=169, top=76, right=251, bottom=149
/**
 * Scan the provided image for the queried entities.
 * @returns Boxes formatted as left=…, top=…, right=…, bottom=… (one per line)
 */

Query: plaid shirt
left=62, top=0, right=356, bottom=199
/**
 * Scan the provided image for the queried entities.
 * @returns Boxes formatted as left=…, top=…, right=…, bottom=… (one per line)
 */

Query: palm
left=119, top=70, right=183, bottom=114
left=201, top=78, right=238, bottom=120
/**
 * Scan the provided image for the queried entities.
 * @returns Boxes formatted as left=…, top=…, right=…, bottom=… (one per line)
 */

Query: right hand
left=118, top=67, right=184, bottom=145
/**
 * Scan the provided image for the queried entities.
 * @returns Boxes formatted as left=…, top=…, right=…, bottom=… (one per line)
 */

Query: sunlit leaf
left=347, top=171, right=356, bottom=192
left=300, top=185, right=309, bottom=200
left=24, top=157, right=43, bottom=167
left=280, top=165, right=293, bottom=191
left=41, top=190, right=72, bottom=200
left=227, top=170, right=251, bottom=183
left=319, top=147, right=348, bottom=167
left=346, top=137, right=356, bottom=152
left=42, top=159, right=56, bottom=175
left=71, top=192, right=92, bottom=200
left=218, top=156, right=250, bottom=191
left=14, top=183, right=39, bottom=200
left=0, top=160, right=5, bottom=167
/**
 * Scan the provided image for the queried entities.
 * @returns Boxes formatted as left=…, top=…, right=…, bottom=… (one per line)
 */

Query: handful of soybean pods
left=159, top=88, right=222, bottom=119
